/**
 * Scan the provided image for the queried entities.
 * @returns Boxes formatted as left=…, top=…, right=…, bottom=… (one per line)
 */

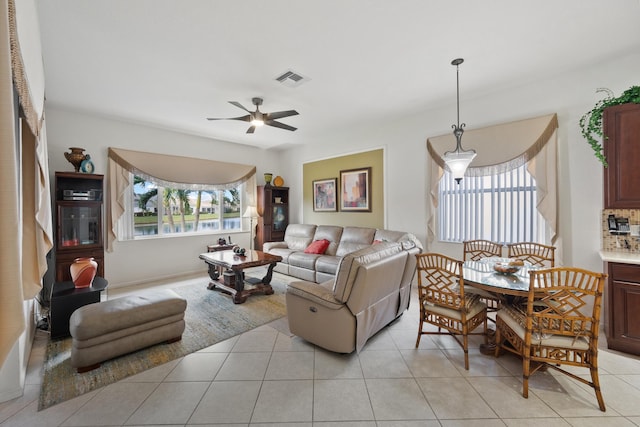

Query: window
left=130, top=175, right=242, bottom=237
left=438, top=163, right=544, bottom=244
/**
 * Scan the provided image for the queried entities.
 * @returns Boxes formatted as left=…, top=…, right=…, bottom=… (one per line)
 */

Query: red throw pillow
left=304, top=239, right=330, bottom=254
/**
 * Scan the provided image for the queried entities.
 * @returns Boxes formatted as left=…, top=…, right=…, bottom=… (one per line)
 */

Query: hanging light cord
left=452, top=58, right=466, bottom=153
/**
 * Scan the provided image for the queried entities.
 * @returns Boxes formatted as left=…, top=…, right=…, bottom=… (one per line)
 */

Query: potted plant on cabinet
left=579, top=85, right=640, bottom=167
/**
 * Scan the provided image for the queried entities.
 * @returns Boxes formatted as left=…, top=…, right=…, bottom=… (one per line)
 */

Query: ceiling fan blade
left=206, top=114, right=252, bottom=122
left=265, top=110, right=299, bottom=120
left=229, top=101, right=251, bottom=113
left=266, top=120, right=297, bottom=132
left=246, top=125, right=256, bottom=134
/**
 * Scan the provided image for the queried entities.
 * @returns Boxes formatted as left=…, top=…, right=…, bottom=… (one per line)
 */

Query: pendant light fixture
left=443, top=58, right=476, bottom=184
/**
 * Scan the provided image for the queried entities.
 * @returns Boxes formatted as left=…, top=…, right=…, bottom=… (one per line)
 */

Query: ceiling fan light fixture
left=443, top=58, right=476, bottom=184
left=251, top=118, right=265, bottom=127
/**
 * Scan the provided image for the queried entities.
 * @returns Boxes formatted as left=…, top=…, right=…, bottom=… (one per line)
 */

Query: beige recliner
left=285, top=240, right=421, bottom=353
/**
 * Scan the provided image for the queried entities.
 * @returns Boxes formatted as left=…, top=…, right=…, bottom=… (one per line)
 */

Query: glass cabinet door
left=272, top=205, right=288, bottom=231
left=57, top=203, right=102, bottom=248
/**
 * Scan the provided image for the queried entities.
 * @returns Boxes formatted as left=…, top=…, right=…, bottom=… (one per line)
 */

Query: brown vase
left=70, top=257, right=98, bottom=288
left=64, top=147, right=87, bottom=172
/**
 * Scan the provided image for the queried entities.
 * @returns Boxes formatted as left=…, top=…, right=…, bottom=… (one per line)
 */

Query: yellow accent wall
left=303, top=149, right=384, bottom=227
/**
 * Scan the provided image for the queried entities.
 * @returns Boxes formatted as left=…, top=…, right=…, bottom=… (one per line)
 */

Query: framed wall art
left=340, top=167, right=371, bottom=212
left=313, top=178, right=338, bottom=212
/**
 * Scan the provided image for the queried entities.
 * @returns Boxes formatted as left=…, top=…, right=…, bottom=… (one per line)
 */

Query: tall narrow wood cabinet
left=255, top=186, right=289, bottom=251
left=54, top=172, right=105, bottom=281
left=603, top=103, right=640, bottom=356
left=607, top=262, right=640, bottom=355
left=603, top=103, right=640, bottom=208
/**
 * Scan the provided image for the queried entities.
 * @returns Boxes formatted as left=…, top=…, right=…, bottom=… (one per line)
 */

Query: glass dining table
left=463, top=258, right=541, bottom=300
left=462, top=258, right=541, bottom=355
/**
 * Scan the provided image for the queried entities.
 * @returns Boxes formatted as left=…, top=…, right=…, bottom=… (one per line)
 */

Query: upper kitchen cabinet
left=603, top=103, right=640, bottom=208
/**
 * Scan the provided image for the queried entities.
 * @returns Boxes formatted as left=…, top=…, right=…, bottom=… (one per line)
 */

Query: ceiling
left=35, top=0, right=640, bottom=150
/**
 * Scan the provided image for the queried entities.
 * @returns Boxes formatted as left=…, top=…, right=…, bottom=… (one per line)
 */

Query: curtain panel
left=426, top=113, right=559, bottom=248
left=1, top=0, right=52, bottom=367
left=106, top=147, right=257, bottom=251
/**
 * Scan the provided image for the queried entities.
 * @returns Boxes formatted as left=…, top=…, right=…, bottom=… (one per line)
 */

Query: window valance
left=108, top=147, right=256, bottom=190
left=427, top=113, right=558, bottom=176
left=426, top=113, right=560, bottom=255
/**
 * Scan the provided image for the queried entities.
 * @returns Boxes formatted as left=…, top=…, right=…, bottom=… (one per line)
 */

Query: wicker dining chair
left=463, top=240, right=504, bottom=312
left=463, top=239, right=504, bottom=261
left=507, top=242, right=556, bottom=268
left=494, top=266, right=607, bottom=411
left=415, top=253, right=488, bottom=370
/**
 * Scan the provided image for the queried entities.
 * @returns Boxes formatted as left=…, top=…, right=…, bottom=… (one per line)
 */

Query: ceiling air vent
left=275, top=70, right=309, bottom=87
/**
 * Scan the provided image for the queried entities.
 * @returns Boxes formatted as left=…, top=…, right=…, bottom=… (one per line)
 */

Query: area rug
left=39, top=275, right=287, bottom=410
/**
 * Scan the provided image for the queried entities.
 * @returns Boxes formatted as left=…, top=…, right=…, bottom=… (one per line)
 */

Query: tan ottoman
left=69, top=289, right=187, bottom=373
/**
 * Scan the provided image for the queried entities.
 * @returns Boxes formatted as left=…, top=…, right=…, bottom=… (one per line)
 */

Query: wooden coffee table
left=199, top=250, right=283, bottom=304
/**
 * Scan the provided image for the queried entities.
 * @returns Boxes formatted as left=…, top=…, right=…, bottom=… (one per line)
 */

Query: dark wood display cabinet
left=606, top=262, right=640, bottom=355
left=50, top=277, right=108, bottom=339
left=603, top=103, right=640, bottom=208
left=54, top=172, right=104, bottom=282
left=255, top=185, right=289, bottom=250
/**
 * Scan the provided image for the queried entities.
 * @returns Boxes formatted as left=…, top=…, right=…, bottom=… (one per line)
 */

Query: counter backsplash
left=602, top=209, right=640, bottom=252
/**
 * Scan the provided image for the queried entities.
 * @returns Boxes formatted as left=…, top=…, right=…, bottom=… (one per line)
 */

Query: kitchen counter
left=599, top=250, right=640, bottom=265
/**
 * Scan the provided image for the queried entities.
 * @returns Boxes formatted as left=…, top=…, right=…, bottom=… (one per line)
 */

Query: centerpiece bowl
left=493, top=259, right=525, bottom=275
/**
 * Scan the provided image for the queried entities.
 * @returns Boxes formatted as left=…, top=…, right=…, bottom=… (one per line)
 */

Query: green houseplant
left=579, top=85, right=640, bottom=167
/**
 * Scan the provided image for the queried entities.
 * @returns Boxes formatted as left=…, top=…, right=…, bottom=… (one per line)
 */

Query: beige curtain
left=426, top=113, right=559, bottom=246
left=1, top=0, right=52, bottom=366
left=106, top=147, right=257, bottom=251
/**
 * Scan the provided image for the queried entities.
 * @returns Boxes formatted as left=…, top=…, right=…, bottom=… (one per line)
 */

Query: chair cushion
left=496, top=305, right=590, bottom=350
left=304, top=239, right=330, bottom=254
left=425, top=298, right=486, bottom=320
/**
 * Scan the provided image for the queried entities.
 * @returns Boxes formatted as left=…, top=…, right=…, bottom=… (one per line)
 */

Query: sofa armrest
left=286, top=280, right=344, bottom=310
left=263, top=241, right=288, bottom=252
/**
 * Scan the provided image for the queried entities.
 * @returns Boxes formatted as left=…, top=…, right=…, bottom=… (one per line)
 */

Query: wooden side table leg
left=233, top=270, right=247, bottom=304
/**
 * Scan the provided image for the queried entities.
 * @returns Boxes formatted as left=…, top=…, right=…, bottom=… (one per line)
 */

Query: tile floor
left=2, top=271, right=640, bottom=426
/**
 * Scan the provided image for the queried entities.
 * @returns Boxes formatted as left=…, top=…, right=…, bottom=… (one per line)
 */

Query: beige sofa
left=285, top=240, right=420, bottom=353
left=263, top=224, right=422, bottom=283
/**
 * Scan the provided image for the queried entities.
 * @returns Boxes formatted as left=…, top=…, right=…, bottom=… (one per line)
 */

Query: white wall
left=45, top=108, right=282, bottom=287
left=280, top=52, right=640, bottom=273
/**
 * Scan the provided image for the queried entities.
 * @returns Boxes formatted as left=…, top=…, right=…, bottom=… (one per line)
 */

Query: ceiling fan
left=206, top=97, right=299, bottom=134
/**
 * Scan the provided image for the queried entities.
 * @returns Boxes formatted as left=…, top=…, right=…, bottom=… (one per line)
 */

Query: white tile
left=503, top=419, right=571, bottom=427
left=564, top=417, right=637, bottom=426
left=0, top=389, right=98, bottom=427
left=264, top=351, right=314, bottom=380
left=62, top=382, right=157, bottom=426
left=231, top=329, right=278, bottom=352
left=214, top=351, right=270, bottom=380
left=359, top=350, right=412, bottom=378
left=439, top=420, right=506, bottom=427
left=250, top=380, right=313, bottom=423
left=188, top=380, right=261, bottom=424
left=314, top=349, right=363, bottom=380
left=125, top=382, right=209, bottom=425
left=163, top=352, right=227, bottom=382
left=0, top=384, right=40, bottom=423
left=365, top=378, right=436, bottom=420
left=313, top=379, right=374, bottom=422
left=273, top=332, right=315, bottom=352
left=360, top=329, right=397, bottom=351
left=400, top=349, right=462, bottom=378
left=466, top=376, right=558, bottom=418
left=416, top=377, right=497, bottom=419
